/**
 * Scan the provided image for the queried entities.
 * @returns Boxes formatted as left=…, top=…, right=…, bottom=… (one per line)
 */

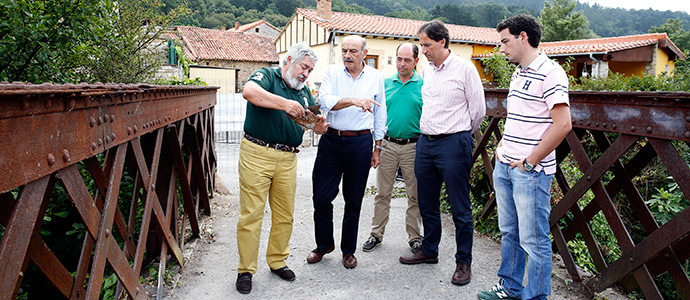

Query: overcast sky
left=579, top=0, right=690, bottom=14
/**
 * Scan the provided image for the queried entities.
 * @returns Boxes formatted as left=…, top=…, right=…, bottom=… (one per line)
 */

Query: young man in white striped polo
left=478, top=15, right=572, bottom=300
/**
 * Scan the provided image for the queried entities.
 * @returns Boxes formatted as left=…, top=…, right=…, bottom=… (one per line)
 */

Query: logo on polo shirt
left=522, top=80, right=532, bottom=91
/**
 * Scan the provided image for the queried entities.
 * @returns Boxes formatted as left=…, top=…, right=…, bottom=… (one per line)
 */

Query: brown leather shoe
left=307, top=245, right=335, bottom=263
left=399, top=249, right=438, bottom=264
left=451, top=261, right=471, bottom=285
left=342, top=253, right=357, bottom=269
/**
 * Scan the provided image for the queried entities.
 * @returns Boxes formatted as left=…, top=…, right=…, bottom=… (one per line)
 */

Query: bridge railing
left=475, top=89, right=690, bottom=299
left=0, top=83, right=217, bottom=299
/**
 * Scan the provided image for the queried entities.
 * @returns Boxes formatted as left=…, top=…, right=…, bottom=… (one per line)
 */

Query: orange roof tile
left=229, top=20, right=280, bottom=33
left=173, top=26, right=279, bottom=63
left=472, top=33, right=685, bottom=59
left=296, top=8, right=499, bottom=45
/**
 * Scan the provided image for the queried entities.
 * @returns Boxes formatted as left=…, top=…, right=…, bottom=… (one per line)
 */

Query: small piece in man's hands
left=286, top=104, right=320, bottom=130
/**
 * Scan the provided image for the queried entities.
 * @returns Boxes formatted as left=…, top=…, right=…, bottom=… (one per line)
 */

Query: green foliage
left=480, top=49, right=514, bottom=88
left=153, top=76, right=208, bottom=85
left=539, top=0, right=598, bottom=42
left=649, top=18, right=690, bottom=52
left=573, top=65, right=690, bottom=92
left=0, top=0, right=110, bottom=83
left=645, top=182, right=689, bottom=225
left=101, top=273, right=118, bottom=300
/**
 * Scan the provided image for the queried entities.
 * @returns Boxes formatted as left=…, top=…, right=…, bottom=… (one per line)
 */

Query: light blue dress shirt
left=319, top=63, right=387, bottom=141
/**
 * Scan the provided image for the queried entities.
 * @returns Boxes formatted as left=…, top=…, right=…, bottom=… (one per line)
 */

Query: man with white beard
left=235, top=42, right=328, bottom=294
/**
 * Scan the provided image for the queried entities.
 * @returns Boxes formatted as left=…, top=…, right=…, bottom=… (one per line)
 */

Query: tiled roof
left=229, top=20, right=280, bottom=33
left=173, top=26, right=279, bottom=62
left=295, top=8, right=499, bottom=45
left=472, top=33, right=685, bottom=59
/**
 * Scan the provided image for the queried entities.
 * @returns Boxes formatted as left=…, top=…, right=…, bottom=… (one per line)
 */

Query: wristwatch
left=374, top=145, right=382, bottom=151
left=523, top=160, right=535, bottom=172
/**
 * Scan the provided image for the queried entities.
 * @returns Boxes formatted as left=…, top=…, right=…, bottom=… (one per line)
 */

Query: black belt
left=244, top=133, right=299, bottom=153
left=384, top=135, right=419, bottom=145
left=422, top=133, right=457, bottom=141
left=327, top=128, right=372, bottom=137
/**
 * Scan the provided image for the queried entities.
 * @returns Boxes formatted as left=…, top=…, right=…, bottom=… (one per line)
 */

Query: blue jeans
left=493, top=161, right=553, bottom=300
left=415, top=132, right=474, bottom=265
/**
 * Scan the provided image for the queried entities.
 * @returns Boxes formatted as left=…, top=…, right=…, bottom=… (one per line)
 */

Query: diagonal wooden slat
left=0, top=176, right=51, bottom=298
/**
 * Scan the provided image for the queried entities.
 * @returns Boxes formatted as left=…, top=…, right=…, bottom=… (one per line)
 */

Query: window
left=366, top=55, right=378, bottom=69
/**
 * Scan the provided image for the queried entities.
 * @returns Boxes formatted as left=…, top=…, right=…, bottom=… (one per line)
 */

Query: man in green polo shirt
left=362, top=42, right=424, bottom=254
left=235, top=42, right=328, bottom=294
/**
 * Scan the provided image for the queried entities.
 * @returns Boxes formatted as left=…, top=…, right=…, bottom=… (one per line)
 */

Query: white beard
left=285, top=65, right=306, bottom=90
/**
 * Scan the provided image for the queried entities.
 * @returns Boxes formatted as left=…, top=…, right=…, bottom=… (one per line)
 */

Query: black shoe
left=236, top=272, right=252, bottom=294
left=409, top=240, right=421, bottom=253
left=362, top=235, right=382, bottom=252
left=270, top=266, right=296, bottom=281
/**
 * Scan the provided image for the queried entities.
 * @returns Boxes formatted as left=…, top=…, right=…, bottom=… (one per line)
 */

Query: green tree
left=649, top=18, right=690, bottom=52
left=87, top=0, right=190, bottom=83
left=0, top=0, right=110, bottom=83
left=384, top=9, right=432, bottom=21
left=539, top=0, right=598, bottom=42
left=430, top=4, right=477, bottom=26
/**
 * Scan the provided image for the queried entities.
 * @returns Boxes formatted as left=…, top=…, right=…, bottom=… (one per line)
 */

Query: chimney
left=317, top=0, right=332, bottom=21
left=235, top=22, right=239, bottom=30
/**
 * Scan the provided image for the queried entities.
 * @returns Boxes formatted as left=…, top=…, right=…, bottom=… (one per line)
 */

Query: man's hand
left=352, top=98, right=380, bottom=113
left=283, top=100, right=305, bottom=118
left=371, top=148, right=381, bottom=168
left=314, top=115, right=330, bottom=135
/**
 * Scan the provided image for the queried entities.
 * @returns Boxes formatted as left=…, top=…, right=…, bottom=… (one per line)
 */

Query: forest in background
left=161, top=0, right=690, bottom=38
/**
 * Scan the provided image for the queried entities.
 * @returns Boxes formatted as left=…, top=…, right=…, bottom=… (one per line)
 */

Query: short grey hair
left=282, top=42, right=318, bottom=66
left=342, top=35, right=367, bottom=51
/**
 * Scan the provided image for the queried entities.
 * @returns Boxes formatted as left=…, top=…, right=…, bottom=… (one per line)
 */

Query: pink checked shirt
left=419, top=51, right=486, bottom=135
left=496, top=53, right=570, bottom=175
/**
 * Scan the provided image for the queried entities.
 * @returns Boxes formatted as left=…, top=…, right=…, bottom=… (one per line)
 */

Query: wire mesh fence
left=210, top=79, right=245, bottom=144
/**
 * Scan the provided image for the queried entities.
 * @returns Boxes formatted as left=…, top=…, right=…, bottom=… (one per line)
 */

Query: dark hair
left=496, top=14, right=541, bottom=48
left=396, top=42, right=419, bottom=59
left=417, top=20, right=450, bottom=48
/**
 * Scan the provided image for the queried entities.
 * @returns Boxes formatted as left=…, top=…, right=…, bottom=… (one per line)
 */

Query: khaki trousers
left=237, top=138, right=297, bottom=274
left=370, top=139, right=422, bottom=243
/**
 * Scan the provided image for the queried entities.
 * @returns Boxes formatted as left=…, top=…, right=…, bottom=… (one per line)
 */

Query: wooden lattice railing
left=0, top=83, right=217, bottom=299
left=474, top=89, right=690, bottom=299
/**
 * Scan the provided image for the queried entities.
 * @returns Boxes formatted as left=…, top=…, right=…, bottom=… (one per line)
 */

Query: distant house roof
left=172, top=26, right=279, bottom=63
left=295, top=8, right=500, bottom=45
left=473, top=33, right=686, bottom=60
left=228, top=20, right=280, bottom=33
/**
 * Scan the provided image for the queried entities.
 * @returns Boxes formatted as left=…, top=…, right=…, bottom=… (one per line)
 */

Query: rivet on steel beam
left=612, top=124, right=617, bottom=130
left=45, top=99, right=52, bottom=109
left=89, top=117, right=96, bottom=127
left=595, top=122, right=599, bottom=127
left=105, top=135, right=111, bottom=143
left=686, top=132, right=690, bottom=138
left=665, top=253, right=670, bottom=259
left=136, top=287, right=140, bottom=294
left=630, top=126, right=636, bottom=132
left=104, top=114, right=109, bottom=122
left=127, top=127, right=133, bottom=135
left=68, top=99, right=76, bottom=110
left=646, top=127, right=652, bottom=133
left=21, top=100, right=29, bottom=110
left=586, top=176, right=591, bottom=181
left=133, top=125, right=138, bottom=133
left=91, top=142, right=97, bottom=151
left=602, top=122, right=607, bottom=128
left=62, top=149, right=70, bottom=162
left=629, top=257, right=634, bottom=263
left=47, top=153, right=56, bottom=166
left=98, top=116, right=104, bottom=125
left=105, top=229, right=110, bottom=237
left=98, top=139, right=103, bottom=146
left=686, top=116, right=690, bottom=122
left=110, top=114, right=115, bottom=122
left=586, top=121, right=591, bottom=126
left=111, top=133, right=116, bottom=141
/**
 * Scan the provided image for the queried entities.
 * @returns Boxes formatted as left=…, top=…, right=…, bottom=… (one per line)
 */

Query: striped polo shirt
left=496, top=53, right=569, bottom=175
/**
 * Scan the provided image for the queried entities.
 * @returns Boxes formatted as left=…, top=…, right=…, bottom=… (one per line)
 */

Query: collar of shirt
left=392, top=70, right=421, bottom=84
left=341, top=62, right=366, bottom=79
left=519, top=52, right=548, bottom=72
left=428, top=50, right=454, bottom=71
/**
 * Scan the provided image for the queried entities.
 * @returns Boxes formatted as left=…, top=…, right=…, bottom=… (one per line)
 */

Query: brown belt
left=327, top=128, right=372, bottom=137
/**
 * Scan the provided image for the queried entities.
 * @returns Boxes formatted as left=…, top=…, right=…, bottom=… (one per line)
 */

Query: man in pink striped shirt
left=478, top=15, right=571, bottom=300
left=399, top=20, right=485, bottom=288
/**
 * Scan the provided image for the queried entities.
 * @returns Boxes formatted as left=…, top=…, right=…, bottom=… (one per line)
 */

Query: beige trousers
left=237, top=138, right=297, bottom=274
left=370, top=139, right=422, bottom=244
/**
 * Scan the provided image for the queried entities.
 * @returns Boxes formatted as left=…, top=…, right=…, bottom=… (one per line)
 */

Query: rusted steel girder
left=478, top=89, right=690, bottom=299
left=0, top=82, right=217, bottom=194
left=0, top=83, right=217, bottom=299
